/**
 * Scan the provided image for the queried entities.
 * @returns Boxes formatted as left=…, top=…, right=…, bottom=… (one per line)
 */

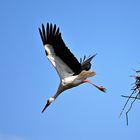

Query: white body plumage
left=38, top=23, right=106, bottom=113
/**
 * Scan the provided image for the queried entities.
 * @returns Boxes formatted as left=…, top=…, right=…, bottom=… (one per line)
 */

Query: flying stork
left=39, top=23, right=106, bottom=113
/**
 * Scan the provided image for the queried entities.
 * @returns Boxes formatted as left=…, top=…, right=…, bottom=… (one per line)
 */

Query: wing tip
left=38, top=26, right=45, bottom=45
left=80, top=53, right=97, bottom=71
left=39, top=23, right=60, bottom=46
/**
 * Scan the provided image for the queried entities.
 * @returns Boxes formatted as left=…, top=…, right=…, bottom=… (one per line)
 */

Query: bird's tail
left=78, top=70, right=96, bottom=79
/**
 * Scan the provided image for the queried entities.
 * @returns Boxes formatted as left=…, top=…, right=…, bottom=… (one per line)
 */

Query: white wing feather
left=45, top=44, right=74, bottom=79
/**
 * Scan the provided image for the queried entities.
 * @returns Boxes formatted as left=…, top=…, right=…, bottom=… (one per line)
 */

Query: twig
left=126, top=93, right=139, bottom=125
left=119, top=91, right=135, bottom=118
left=121, top=95, right=140, bottom=100
left=120, top=68, right=140, bottom=125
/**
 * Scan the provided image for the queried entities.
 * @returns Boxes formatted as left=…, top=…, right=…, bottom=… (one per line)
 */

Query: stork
left=39, top=23, right=106, bottom=113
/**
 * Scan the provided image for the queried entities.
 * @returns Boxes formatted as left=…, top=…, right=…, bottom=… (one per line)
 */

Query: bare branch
left=126, top=93, right=139, bottom=125
left=121, top=95, right=140, bottom=100
left=120, top=68, right=140, bottom=125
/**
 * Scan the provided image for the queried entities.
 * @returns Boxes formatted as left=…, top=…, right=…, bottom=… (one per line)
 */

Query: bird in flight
left=39, top=23, right=106, bottom=113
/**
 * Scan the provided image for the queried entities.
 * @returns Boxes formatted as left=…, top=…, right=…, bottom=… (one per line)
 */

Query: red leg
left=83, top=80, right=106, bottom=92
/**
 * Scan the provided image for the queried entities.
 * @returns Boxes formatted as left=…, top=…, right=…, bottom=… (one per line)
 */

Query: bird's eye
left=63, top=82, right=66, bottom=85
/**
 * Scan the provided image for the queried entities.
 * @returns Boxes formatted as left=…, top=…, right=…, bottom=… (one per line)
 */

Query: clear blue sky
left=0, top=0, right=140, bottom=140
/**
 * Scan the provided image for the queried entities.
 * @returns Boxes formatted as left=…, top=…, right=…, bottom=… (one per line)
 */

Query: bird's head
left=48, top=97, right=55, bottom=104
left=42, top=97, right=55, bottom=113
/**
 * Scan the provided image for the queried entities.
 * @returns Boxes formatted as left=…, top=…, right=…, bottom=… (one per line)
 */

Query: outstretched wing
left=39, top=23, right=82, bottom=79
left=80, top=54, right=97, bottom=71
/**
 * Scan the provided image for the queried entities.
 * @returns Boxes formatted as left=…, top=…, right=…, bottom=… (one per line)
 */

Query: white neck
left=53, top=84, right=65, bottom=99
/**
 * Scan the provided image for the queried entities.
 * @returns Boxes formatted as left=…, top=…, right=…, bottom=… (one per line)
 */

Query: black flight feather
left=39, top=23, right=82, bottom=75
left=80, top=54, right=97, bottom=71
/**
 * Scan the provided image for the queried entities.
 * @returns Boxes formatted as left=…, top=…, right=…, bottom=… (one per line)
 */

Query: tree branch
left=121, top=95, right=140, bottom=100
